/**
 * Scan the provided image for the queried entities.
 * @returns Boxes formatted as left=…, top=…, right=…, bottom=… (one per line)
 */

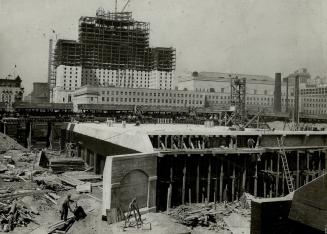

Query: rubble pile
left=0, top=199, right=40, bottom=232
left=169, top=199, right=251, bottom=232
left=0, top=140, right=102, bottom=233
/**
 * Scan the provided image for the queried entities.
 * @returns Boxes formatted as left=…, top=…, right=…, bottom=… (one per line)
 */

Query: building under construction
left=51, top=8, right=176, bottom=101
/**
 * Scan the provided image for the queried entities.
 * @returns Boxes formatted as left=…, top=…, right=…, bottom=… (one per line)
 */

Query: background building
left=0, top=75, right=24, bottom=109
left=52, top=9, right=176, bottom=102
left=30, top=82, right=49, bottom=103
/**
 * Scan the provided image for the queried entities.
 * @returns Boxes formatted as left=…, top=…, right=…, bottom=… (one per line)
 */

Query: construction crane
left=114, top=0, right=131, bottom=13
left=121, top=0, right=130, bottom=12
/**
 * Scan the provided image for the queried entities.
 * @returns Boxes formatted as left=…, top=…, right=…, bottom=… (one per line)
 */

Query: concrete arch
left=117, top=169, right=149, bottom=212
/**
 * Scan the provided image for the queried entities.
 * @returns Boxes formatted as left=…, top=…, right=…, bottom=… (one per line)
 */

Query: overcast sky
left=0, top=0, right=327, bottom=94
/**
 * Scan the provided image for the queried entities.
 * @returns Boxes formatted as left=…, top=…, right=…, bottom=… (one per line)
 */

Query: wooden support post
left=165, top=135, right=168, bottom=149
left=242, top=157, right=247, bottom=191
left=282, top=171, right=285, bottom=196
left=296, top=151, right=300, bottom=189
left=196, top=158, right=200, bottom=203
left=219, top=161, right=224, bottom=202
left=48, top=122, right=53, bottom=150
left=270, top=158, right=273, bottom=198
left=28, top=122, right=32, bottom=151
left=166, top=186, right=171, bottom=214
left=207, top=157, right=211, bottom=202
left=188, top=188, right=191, bottom=204
left=254, top=160, right=258, bottom=197
left=231, top=163, right=235, bottom=201
left=157, top=135, right=161, bottom=149
left=168, top=164, right=173, bottom=211
left=189, top=136, right=194, bottom=149
left=182, top=159, right=186, bottom=205
left=214, top=158, right=218, bottom=203
left=318, top=150, right=322, bottom=176
left=276, top=154, right=280, bottom=197
left=306, top=152, right=310, bottom=184
left=264, top=158, right=267, bottom=197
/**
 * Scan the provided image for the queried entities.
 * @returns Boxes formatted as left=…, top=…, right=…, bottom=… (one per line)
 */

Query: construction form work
left=60, top=121, right=327, bottom=229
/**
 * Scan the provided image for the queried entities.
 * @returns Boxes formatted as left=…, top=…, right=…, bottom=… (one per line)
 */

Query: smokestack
left=294, top=75, right=300, bottom=129
left=274, top=73, right=282, bottom=113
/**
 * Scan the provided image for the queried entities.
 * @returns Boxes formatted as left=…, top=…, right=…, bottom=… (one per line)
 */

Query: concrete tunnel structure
left=62, top=122, right=327, bottom=220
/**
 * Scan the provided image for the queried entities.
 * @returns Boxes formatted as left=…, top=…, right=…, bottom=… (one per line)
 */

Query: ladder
left=277, top=137, right=295, bottom=193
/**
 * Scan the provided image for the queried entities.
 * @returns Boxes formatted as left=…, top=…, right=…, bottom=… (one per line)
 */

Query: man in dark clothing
left=247, top=138, right=256, bottom=148
left=61, top=194, right=74, bottom=221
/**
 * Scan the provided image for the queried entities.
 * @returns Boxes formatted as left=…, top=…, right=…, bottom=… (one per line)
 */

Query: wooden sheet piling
left=219, top=161, right=224, bottom=202
left=196, top=158, right=200, bottom=203
left=182, top=159, right=186, bottom=205
left=276, top=154, right=280, bottom=196
left=207, top=157, right=211, bottom=202
left=296, top=151, right=300, bottom=189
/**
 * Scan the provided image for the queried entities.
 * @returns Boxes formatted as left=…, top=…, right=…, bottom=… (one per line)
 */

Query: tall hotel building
left=51, top=8, right=175, bottom=103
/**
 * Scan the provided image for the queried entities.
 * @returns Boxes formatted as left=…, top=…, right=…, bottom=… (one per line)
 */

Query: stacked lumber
left=50, top=158, right=85, bottom=173
left=0, top=201, right=39, bottom=232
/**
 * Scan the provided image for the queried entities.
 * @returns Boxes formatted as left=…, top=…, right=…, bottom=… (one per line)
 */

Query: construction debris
left=49, top=158, right=85, bottom=173
left=76, top=182, right=91, bottom=194
left=168, top=200, right=250, bottom=232
left=0, top=200, right=39, bottom=232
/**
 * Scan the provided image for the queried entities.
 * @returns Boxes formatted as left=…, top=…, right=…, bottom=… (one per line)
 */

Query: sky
left=0, top=0, right=327, bottom=94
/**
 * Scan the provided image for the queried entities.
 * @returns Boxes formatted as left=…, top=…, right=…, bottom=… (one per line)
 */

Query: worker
left=61, top=194, right=74, bottom=221
left=247, top=138, right=255, bottom=148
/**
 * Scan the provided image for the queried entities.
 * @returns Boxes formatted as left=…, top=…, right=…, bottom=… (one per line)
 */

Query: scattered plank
left=57, top=175, right=84, bottom=187
left=44, top=194, right=57, bottom=205
left=0, top=190, right=48, bottom=200
left=86, top=194, right=102, bottom=202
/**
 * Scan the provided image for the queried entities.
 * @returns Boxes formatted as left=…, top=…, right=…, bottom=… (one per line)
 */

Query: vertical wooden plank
left=318, top=150, right=322, bottom=176
left=214, top=157, right=218, bottom=203
left=296, top=151, right=300, bottom=189
left=164, top=135, right=168, bottom=149
left=306, top=151, right=310, bottom=184
left=264, top=158, right=267, bottom=197
left=276, top=154, right=280, bottom=197
left=254, top=159, right=258, bottom=197
left=219, top=160, right=224, bottom=202
left=196, top=158, right=200, bottom=203
left=157, top=135, right=161, bottom=149
left=182, top=158, right=186, bottom=205
left=242, top=157, right=246, bottom=191
left=207, top=157, right=211, bottom=202
left=231, top=162, right=236, bottom=201
left=188, top=188, right=191, bottom=204
left=270, top=158, right=273, bottom=197
left=282, top=170, right=285, bottom=196
left=168, top=163, right=173, bottom=211
left=166, top=186, right=171, bottom=214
